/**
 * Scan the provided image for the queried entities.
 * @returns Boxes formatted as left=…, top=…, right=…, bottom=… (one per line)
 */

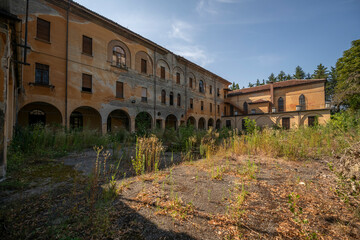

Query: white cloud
left=196, top=0, right=218, bottom=15
left=168, top=20, right=194, bottom=43
left=171, top=44, right=214, bottom=67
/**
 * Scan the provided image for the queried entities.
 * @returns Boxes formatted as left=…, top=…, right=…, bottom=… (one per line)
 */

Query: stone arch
left=173, top=66, right=185, bottom=84
left=208, top=118, right=214, bottom=129
left=18, top=102, right=62, bottom=127
left=70, top=106, right=102, bottom=132
left=255, top=116, right=274, bottom=128
left=165, top=114, right=177, bottom=130
left=300, top=112, right=323, bottom=126
left=135, top=111, right=152, bottom=131
left=187, top=116, right=196, bottom=127
left=156, top=59, right=171, bottom=79
left=216, top=119, right=221, bottom=129
left=198, top=117, right=206, bottom=130
left=107, top=39, right=131, bottom=67
left=107, top=109, right=130, bottom=132
left=135, top=51, right=153, bottom=75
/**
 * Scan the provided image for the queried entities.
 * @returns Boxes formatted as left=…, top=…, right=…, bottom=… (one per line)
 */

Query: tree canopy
left=312, top=63, right=329, bottom=79
left=293, top=66, right=306, bottom=79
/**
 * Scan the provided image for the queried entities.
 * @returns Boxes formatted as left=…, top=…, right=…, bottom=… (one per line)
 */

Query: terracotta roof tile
left=228, top=79, right=326, bottom=97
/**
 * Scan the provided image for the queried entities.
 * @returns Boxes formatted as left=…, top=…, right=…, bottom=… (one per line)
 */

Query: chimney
left=269, top=81, right=274, bottom=104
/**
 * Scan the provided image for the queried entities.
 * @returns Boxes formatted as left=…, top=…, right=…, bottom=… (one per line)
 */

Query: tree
left=235, top=83, right=240, bottom=89
left=262, top=79, right=265, bottom=85
left=256, top=79, right=261, bottom=86
left=286, top=74, right=292, bottom=80
left=305, top=73, right=312, bottom=79
left=326, top=66, right=337, bottom=101
left=277, top=71, right=286, bottom=82
left=312, top=63, right=329, bottom=79
left=268, top=73, right=276, bottom=82
left=230, top=82, right=236, bottom=90
left=334, top=39, right=360, bottom=110
left=248, top=82, right=254, bottom=88
left=293, top=66, right=305, bottom=79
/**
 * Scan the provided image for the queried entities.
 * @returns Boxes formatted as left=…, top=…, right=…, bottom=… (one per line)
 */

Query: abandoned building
left=0, top=0, right=330, bottom=178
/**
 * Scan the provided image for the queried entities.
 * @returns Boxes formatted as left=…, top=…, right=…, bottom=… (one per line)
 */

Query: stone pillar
left=102, top=123, right=107, bottom=135
left=130, top=116, right=136, bottom=133
left=161, top=118, right=166, bottom=130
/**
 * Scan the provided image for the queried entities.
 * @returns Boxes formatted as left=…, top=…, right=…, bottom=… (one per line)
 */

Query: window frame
left=189, top=77, right=193, bottom=88
left=176, top=72, right=180, bottom=84
left=82, top=35, right=93, bottom=56
left=161, top=90, right=166, bottom=104
left=81, top=73, right=92, bottom=93
left=177, top=93, right=181, bottom=107
left=35, top=63, right=50, bottom=85
left=141, top=87, right=147, bottom=102
left=282, top=117, right=290, bottom=130
left=116, top=81, right=124, bottom=98
left=199, top=80, right=205, bottom=93
left=299, top=94, right=306, bottom=110
left=160, top=66, right=165, bottom=79
left=112, top=46, right=126, bottom=67
left=141, top=58, right=147, bottom=74
left=201, top=101, right=204, bottom=111
left=190, top=98, right=193, bottom=109
left=169, top=92, right=174, bottom=106
left=36, top=17, right=50, bottom=42
left=278, top=97, right=284, bottom=112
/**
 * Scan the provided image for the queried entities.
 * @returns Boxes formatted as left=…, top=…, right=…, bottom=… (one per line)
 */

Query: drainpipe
left=65, top=0, right=70, bottom=129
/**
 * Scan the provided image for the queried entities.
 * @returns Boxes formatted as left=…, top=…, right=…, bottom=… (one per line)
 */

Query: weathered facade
left=0, top=0, right=331, bottom=178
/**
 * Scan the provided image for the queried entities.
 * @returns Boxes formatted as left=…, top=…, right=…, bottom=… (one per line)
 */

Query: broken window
left=141, top=87, right=147, bottom=102
left=37, top=18, right=50, bottom=42
left=82, top=35, right=92, bottom=55
left=190, top=98, right=193, bottom=109
left=201, top=101, right=204, bottom=111
left=210, top=103, right=212, bottom=113
left=199, top=80, right=205, bottom=93
left=82, top=73, right=92, bottom=92
left=170, top=92, right=174, bottom=106
left=35, top=63, right=49, bottom=85
left=112, top=46, right=126, bottom=67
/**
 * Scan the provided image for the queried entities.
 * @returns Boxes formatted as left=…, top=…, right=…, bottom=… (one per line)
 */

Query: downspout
left=153, top=48, right=157, bottom=128
left=65, top=0, right=70, bottom=129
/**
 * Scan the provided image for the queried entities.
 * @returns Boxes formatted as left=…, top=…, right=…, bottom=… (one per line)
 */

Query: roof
left=227, top=79, right=326, bottom=97
left=47, top=0, right=231, bottom=85
left=248, top=99, right=270, bottom=104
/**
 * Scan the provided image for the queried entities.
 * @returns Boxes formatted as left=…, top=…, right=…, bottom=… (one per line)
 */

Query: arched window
left=170, top=92, right=174, bottom=106
left=299, top=94, right=305, bottom=110
left=161, top=90, right=166, bottom=104
left=112, top=46, right=126, bottom=67
left=177, top=93, right=181, bottom=107
left=29, top=109, right=46, bottom=126
left=278, top=97, right=284, bottom=112
left=243, top=102, right=248, bottom=114
left=199, top=80, right=204, bottom=93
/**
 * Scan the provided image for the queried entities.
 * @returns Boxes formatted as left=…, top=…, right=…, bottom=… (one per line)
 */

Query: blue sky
left=75, top=0, right=360, bottom=87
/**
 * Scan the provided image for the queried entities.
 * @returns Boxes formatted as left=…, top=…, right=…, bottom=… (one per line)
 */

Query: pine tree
left=277, top=71, right=286, bottom=82
left=293, top=66, right=306, bottom=79
left=305, top=73, right=312, bottom=79
left=312, top=63, right=329, bottom=79
left=268, top=73, right=276, bottom=82
left=235, top=83, right=240, bottom=89
left=326, top=66, right=337, bottom=101
left=256, top=79, right=260, bottom=86
left=286, top=74, right=292, bottom=80
left=248, top=82, right=254, bottom=88
left=262, top=79, right=265, bottom=85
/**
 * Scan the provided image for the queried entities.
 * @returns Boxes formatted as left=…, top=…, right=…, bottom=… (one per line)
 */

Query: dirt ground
left=1, top=151, right=359, bottom=239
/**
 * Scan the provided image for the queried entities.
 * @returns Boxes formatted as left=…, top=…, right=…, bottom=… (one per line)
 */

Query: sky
left=74, top=0, right=360, bottom=87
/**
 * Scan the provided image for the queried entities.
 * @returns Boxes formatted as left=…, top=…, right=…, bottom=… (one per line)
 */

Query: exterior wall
left=11, top=0, right=230, bottom=133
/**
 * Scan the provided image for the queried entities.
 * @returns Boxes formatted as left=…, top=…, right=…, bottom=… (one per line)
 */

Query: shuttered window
left=116, top=82, right=124, bottom=98
left=35, top=63, right=49, bottom=85
left=82, top=36, right=92, bottom=55
left=82, top=74, right=92, bottom=92
left=141, top=59, right=147, bottom=73
left=37, top=18, right=50, bottom=42
left=176, top=73, right=180, bottom=84
left=160, top=66, right=165, bottom=79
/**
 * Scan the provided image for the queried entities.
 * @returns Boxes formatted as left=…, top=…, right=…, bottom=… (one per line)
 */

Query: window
left=70, top=111, right=83, bottom=129
left=278, top=97, right=284, bottom=112
left=243, top=102, right=248, bottom=114
left=35, top=63, right=49, bottom=85
left=226, top=120, right=231, bottom=128
left=176, top=72, right=180, bottom=84
left=82, top=35, right=92, bottom=55
left=190, top=98, right=193, bottom=109
left=199, top=80, right=204, bottom=93
left=210, top=85, right=212, bottom=94
left=251, top=109, right=256, bottom=114
left=282, top=117, right=290, bottom=130
left=116, top=82, right=124, bottom=98
left=308, top=116, right=317, bottom=127
left=29, top=109, right=45, bottom=126
left=201, top=101, right=204, bottom=111
left=112, top=46, right=126, bottom=67
left=141, top=87, right=147, bottom=102
left=177, top=94, right=181, bottom=107
left=189, top=77, right=193, bottom=88
left=36, top=18, right=50, bottom=42
left=217, top=88, right=220, bottom=97
left=230, top=105, right=234, bottom=115
left=160, top=66, right=165, bottom=79
left=218, top=105, right=220, bottom=115
left=82, top=73, right=92, bottom=92
left=141, top=59, right=147, bottom=74
left=170, top=92, right=174, bottom=105
left=161, top=90, right=166, bottom=104
left=299, top=94, right=306, bottom=110
left=210, top=103, right=212, bottom=113
left=224, top=106, right=227, bottom=115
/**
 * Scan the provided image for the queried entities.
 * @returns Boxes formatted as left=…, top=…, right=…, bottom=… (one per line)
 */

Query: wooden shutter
left=116, top=82, right=124, bottom=98
left=82, top=74, right=92, bottom=92
left=82, top=36, right=92, bottom=55
left=37, top=18, right=50, bottom=42
left=141, top=59, right=147, bottom=73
